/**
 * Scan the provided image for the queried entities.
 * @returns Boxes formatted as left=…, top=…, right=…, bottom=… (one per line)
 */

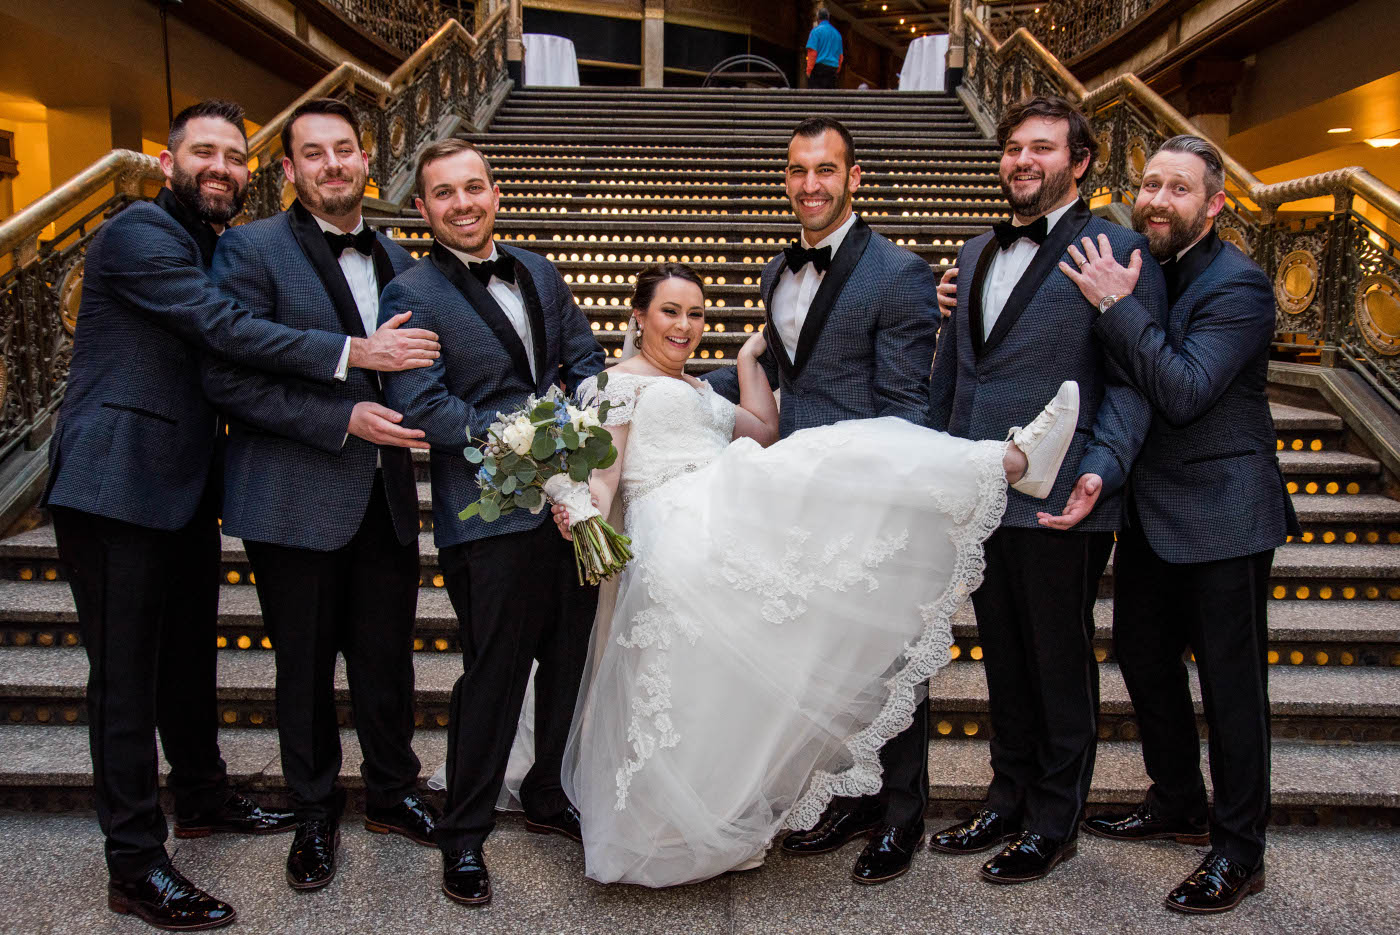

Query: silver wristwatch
left=1098, top=294, right=1126, bottom=314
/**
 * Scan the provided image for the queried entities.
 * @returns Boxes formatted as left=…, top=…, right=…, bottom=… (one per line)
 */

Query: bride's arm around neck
left=733, top=333, right=780, bottom=446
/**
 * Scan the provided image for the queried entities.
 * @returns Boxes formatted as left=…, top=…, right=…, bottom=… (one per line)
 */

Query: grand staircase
left=0, top=87, right=1395, bottom=828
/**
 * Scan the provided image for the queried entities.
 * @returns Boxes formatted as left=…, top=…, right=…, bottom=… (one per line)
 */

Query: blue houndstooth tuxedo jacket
left=379, top=241, right=606, bottom=548
left=705, top=216, right=940, bottom=436
left=1094, top=232, right=1298, bottom=562
left=202, top=201, right=419, bottom=552
left=43, top=188, right=347, bottom=531
left=928, top=200, right=1165, bottom=532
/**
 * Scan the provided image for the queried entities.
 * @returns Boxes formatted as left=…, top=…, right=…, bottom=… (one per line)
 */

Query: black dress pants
left=435, top=519, right=598, bottom=852
left=808, top=64, right=839, bottom=88
left=1113, top=519, right=1273, bottom=869
left=972, top=525, right=1114, bottom=841
left=243, top=477, right=421, bottom=820
left=52, top=502, right=230, bottom=882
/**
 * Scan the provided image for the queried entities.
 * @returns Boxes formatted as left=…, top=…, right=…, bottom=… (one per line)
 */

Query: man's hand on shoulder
left=1059, top=233, right=1142, bottom=308
left=347, top=401, right=430, bottom=449
left=936, top=266, right=958, bottom=318
left=348, top=311, right=441, bottom=372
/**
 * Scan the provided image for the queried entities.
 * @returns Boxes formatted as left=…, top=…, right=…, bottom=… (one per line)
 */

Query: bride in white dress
left=553, top=264, right=1078, bottom=888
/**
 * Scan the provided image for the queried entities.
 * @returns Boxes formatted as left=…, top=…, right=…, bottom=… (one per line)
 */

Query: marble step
left=0, top=648, right=1396, bottom=741
left=0, top=725, right=1392, bottom=816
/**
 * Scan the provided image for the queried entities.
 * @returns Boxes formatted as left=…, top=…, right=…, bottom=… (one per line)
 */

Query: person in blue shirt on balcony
left=806, top=9, right=844, bottom=89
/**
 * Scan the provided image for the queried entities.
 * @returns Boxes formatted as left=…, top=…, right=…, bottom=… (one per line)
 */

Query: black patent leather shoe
left=780, top=801, right=883, bottom=855
left=174, top=791, right=296, bottom=838
left=980, top=832, right=1076, bottom=884
left=852, top=822, right=924, bottom=884
left=1082, top=802, right=1210, bottom=845
left=365, top=792, right=440, bottom=847
left=928, top=808, right=1019, bottom=854
left=108, top=861, right=236, bottom=931
left=442, top=848, right=491, bottom=906
left=524, top=803, right=583, bottom=842
left=1164, top=852, right=1265, bottom=914
left=286, top=819, right=339, bottom=891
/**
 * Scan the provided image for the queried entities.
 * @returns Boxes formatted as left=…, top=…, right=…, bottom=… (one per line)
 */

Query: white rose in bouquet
left=501, top=416, right=536, bottom=456
left=566, top=404, right=601, bottom=433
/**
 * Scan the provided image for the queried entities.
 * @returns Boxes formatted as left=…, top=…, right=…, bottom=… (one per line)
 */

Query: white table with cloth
left=898, top=33, right=949, bottom=91
left=522, top=33, right=581, bottom=87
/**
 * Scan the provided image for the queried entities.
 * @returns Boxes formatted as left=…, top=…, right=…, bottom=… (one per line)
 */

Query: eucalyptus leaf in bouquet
left=459, top=372, right=632, bottom=584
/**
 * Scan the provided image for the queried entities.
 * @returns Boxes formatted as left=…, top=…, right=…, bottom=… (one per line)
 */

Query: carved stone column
left=947, top=0, right=965, bottom=90
left=643, top=0, right=665, bottom=89
left=507, top=0, right=524, bottom=85
left=1181, top=57, right=1244, bottom=145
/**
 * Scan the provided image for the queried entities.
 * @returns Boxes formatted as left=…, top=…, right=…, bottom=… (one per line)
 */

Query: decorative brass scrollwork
left=1355, top=274, right=1400, bottom=356
left=59, top=258, right=84, bottom=335
left=1275, top=250, right=1319, bottom=315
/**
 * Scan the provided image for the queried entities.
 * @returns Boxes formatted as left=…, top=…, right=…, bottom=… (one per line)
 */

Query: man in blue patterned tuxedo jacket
left=379, top=138, right=606, bottom=908
left=925, top=97, right=1165, bottom=885
left=706, top=117, right=942, bottom=885
left=202, top=99, right=444, bottom=894
left=43, top=99, right=436, bottom=929
left=1065, top=136, right=1297, bottom=915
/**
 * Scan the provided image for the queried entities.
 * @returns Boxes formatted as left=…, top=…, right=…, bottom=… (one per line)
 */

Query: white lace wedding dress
left=561, top=372, right=1009, bottom=887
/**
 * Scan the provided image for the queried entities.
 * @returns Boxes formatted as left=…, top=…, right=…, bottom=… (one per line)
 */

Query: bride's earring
left=633, top=330, right=643, bottom=348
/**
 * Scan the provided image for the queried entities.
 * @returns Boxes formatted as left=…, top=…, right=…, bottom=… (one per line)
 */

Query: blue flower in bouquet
left=475, top=467, right=492, bottom=487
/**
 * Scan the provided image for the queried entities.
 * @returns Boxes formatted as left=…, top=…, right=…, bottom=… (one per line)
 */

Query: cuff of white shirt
left=334, top=336, right=352, bottom=381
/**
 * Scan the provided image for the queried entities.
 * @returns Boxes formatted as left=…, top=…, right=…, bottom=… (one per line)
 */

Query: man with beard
left=1059, top=135, right=1296, bottom=914
left=925, top=95, right=1164, bottom=884
left=705, top=116, right=941, bottom=884
left=379, top=138, right=605, bottom=907
left=202, top=98, right=440, bottom=893
left=44, top=98, right=437, bottom=931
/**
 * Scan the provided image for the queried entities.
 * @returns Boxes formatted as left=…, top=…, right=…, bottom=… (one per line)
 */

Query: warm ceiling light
left=881, top=3, right=887, bottom=8
left=910, top=25, right=916, bottom=32
left=899, top=17, right=905, bottom=23
left=1327, top=127, right=1353, bottom=134
left=1366, top=138, right=1400, bottom=148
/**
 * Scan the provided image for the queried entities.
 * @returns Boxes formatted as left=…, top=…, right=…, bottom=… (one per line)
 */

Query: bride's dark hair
left=630, top=262, right=705, bottom=313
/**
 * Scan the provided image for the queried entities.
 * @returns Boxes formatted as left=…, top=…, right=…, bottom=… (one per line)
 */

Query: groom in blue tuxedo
left=706, top=116, right=942, bottom=884
left=926, top=96, right=1163, bottom=885
left=1062, top=135, right=1296, bottom=915
left=379, top=138, right=606, bottom=907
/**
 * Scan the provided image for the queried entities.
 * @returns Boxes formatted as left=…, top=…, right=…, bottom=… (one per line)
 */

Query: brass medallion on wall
left=1274, top=249, right=1319, bottom=316
left=1021, top=71, right=1034, bottom=102
left=58, top=258, right=84, bottom=335
left=1126, top=136, right=1148, bottom=187
left=1355, top=273, right=1400, bottom=356
left=280, top=179, right=298, bottom=211
left=440, top=64, right=452, bottom=100
left=968, top=43, right=979, bottom=81
left=1216, top=223, right=1251, bottom=257
left=361, top=127, right=377, bottom=162
left=1002, top=70, right=1016, bottom=109
left=1093, top=127, right=1112, bottom=176
left=390, top=115, right=407, bottom=158
left=416, top=85, right=432, bottom=123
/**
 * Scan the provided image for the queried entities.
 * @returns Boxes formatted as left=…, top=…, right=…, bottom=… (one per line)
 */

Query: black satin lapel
left=429, top=242, right=533, bottom=383
left=371, top=235, right=397, bottom=296
left=983, top=200, right=1093, bottom=356
left=759, top=259, right=794, bottom=379
left=793, top=217, right=872, bottom=375
left=967, top=236, right=1000, bottom=358
left=508, top=252, right=551, bottom=389
left=287, top=200, right=368, bottom=338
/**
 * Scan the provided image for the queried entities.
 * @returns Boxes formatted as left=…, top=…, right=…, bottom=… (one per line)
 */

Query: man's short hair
left=414, top=137, right=495, bottom=197
left=168, top=99, right=246, bottom=152
left=996, top=95, right=1098, bottom=177
left=1156, top=134, right=1225, bottom=197
left=790, top=116, right=857, bottom=170
left=817, top=8, right=830, bottom=21
left=280, top=98, right=361, bottom=159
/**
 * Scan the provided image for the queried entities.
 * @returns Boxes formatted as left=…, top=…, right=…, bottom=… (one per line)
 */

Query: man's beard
left=791, top=182, right=851, bottom=235
left=1001, top=161, right=1076, bottom=219
left=170, top=164, right=247, bottom=225
left=433, top=212, right=493, bottom=254
left=296, top=168, right=367, bottom=218
left=1132, top=199, right=1211, bottom=259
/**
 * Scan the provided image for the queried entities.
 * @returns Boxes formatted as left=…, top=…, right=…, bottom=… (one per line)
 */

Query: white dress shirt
left=320, top=215, right=380, bottom=380
left=770, top=211, right=859, bottom=362
left=981, top=200, right=1076, bottom=340
left=447, top=243, right=536, bottom=377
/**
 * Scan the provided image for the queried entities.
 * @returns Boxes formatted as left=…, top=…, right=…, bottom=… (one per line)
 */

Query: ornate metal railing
left=983, top=0, right=1154, bottom=64
left=321, top=0, right=475, bottom=57
left=0, top=8, right=510, bottom=473
left=957, top=5, right=1400, bottom=408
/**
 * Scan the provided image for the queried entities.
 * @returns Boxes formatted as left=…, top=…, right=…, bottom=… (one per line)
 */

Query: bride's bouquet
left=458, top=374, right=633, bottom=585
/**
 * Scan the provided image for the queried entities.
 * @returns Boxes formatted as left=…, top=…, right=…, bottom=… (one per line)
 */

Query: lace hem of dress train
left=782, top=438, right=1009, bottom=831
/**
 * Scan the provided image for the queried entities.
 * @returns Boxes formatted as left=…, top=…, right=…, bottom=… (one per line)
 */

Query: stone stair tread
left=2, top=647, right=1395, bottom=717
left=1270, top=403, right=1345, bottom=431
left=1277, top=450, right=1379, bottom=473
left=1291, top=494, right=1400, bottom=521
left=0, top=725, right=1395, bottom=807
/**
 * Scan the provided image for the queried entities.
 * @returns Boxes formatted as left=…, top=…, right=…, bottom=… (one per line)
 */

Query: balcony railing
left=983, top=0, right=1154, bottom=64
left=320, top=0, right=476, bottom=58
left=955, top=3, right=1400, bottom=410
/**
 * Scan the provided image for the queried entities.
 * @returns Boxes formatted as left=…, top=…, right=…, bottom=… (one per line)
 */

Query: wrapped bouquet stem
left=459, top=374, right=632, bottom=585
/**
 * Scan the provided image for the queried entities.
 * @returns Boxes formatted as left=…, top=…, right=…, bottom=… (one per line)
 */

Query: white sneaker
left=1008, top=381, right=1080, bottom=499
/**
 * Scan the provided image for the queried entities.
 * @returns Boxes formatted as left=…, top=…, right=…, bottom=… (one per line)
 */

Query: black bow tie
left=784, top=243, right=833, bottom=274
left=992, top=215, right=1049, bottom=250
left=469, top=254, right=517, bottom=286
left=323, top=227, right=377, bottom=257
